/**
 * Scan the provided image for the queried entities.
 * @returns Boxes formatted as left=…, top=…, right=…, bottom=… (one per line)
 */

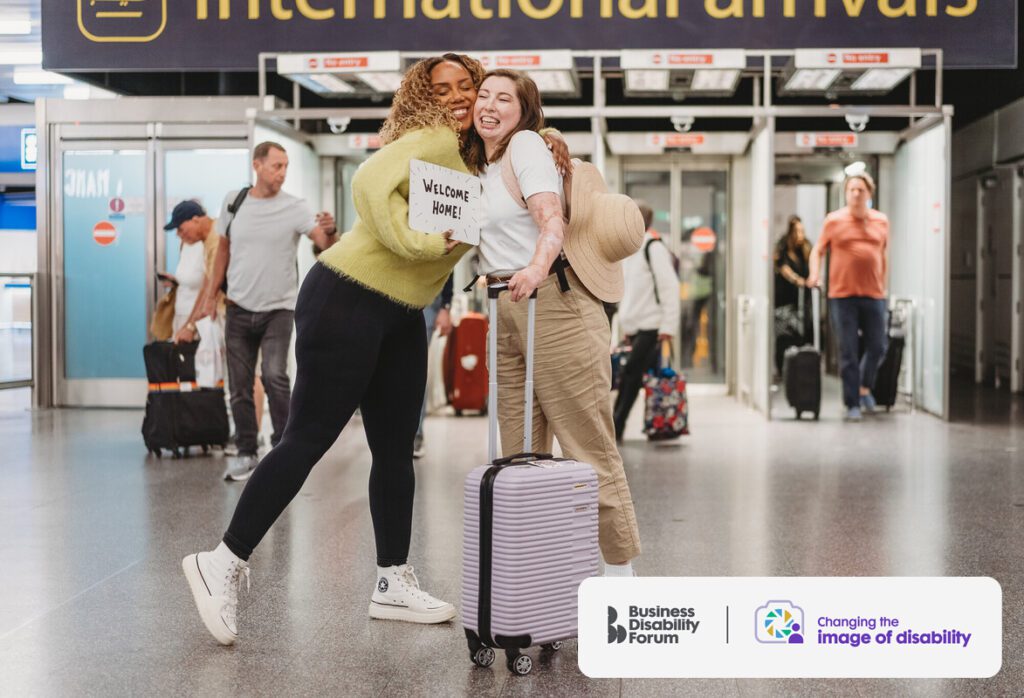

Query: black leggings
left=223, top=263, right=427, bottom=567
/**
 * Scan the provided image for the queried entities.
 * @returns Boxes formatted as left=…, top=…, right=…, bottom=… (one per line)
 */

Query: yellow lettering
left=375, top=0, right=387, bottom=17
left=925, top=0, right=937, bottom=14
left=815, top=0, right=826, bottom=16
left=499, top=0, right=512, bottom=17
left=404, top=0, right=416, bottom=17
left=570, top=0, right=584, bottom=17
left=471, top=0, right=494, bottom=18
left=705, top=0, right=742, bottom=18
left=197, top=0, right=208, bottom=20
left=601, top=0, right=614, bottom=17
left=752, top=0, right=764, bottom=16
left=518, top=0, right=563, bottom=18
left=297, top=0, right=335, bottom=19
left=422, top=0, right=460, bottom=18
left=271, top=0, right=293, bottom=19
left=619, top=0, right=657, bottom=18
left=783, top=0, right=794, bottom=17
left=879, top=0, right=915, bottom=17
left=841, top=0, right=867, bottom=16
left=666, top=0, right=678, bottom=17
left=946, top=0, right=976, bottom=17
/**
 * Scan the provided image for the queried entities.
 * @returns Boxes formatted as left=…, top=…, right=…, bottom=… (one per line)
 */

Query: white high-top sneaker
left=369, top=564, right=456, bottom=624
left=182, top=548, right=250, bottom=645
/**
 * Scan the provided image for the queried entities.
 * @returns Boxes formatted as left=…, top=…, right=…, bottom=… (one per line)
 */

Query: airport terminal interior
left=2, top=1, right=1024, bottom=694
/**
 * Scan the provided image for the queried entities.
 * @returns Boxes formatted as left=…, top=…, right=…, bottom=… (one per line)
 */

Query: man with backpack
left=200, top=141, right=338, bottom=481
left=612, top=200, right=680, bottom=441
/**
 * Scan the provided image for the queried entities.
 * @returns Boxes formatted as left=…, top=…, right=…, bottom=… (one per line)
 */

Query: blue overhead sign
left=42, top=0, right=1016, bottom=71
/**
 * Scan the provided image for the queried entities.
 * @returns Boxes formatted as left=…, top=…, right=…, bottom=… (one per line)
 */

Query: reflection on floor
left=1, top=390, right=1021, bottom=695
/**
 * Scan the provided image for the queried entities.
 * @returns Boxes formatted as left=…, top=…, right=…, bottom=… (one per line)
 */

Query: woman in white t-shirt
left=468, top=71, right=643, bottom=576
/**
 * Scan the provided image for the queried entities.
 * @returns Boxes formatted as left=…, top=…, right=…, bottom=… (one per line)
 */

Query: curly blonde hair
left=378, top=54, right=486, bottom=148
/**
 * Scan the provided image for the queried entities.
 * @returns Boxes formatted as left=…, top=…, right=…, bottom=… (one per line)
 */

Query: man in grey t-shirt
left=202, top=141, right=337, bottom=481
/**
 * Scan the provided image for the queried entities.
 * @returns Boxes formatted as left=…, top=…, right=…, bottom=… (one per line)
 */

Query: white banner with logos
left=578, top=577, right=1001, bottom=678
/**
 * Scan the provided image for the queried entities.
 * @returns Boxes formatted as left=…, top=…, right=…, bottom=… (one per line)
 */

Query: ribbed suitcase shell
left=462, top=458, right=599, bottom=647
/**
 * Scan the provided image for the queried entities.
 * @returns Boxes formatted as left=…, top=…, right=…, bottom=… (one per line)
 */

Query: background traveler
left=202, top=142, right=338, bottom=481
left=807, top=173, right=889, bottom=422
left=613, top=200, right=680, bottom=441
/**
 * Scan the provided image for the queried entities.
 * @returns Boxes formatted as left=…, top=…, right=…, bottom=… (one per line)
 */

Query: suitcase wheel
left=506, top=652, right=532, bottom=676
left=813, top=411, right=820, bottom=421
left=794, top=409, right=801, bottom=420
left=541, top=642, right=563, bottom=652
left=202, top=444, right=210, bottom=454
left=172, top=448, right=183, bottom=459
left=455, top=408, right=463, bottom=417
left=471, top=646, right=495, bottom=668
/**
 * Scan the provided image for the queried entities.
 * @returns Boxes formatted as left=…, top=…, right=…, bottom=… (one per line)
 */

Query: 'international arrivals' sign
left=44, top=0, right=1015, bottom=71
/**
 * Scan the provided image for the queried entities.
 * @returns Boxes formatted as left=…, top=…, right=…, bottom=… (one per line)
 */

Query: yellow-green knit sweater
left=319, top=126, right=471, bottom=308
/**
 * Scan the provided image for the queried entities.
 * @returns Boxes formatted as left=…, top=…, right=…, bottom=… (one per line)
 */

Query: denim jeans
left=829, top=297, right=888, bottom=408
left=225, top=305, right=294, bottom=456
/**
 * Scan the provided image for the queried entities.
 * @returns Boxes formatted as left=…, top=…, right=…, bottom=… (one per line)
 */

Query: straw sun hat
left=561, top=161, right=646, bottom=303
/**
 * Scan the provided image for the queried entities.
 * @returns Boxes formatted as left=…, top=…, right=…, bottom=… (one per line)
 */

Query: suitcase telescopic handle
left=487, top=282, right=539, bottom=465
left=811, top=286, right=821, bottom=352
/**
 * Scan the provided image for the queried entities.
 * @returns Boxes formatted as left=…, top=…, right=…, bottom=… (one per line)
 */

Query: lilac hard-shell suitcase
left=462, top=282, right=600, bottom=676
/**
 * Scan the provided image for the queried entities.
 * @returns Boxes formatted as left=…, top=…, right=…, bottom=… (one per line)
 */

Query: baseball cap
left=164, top=200, right=206, bottom=230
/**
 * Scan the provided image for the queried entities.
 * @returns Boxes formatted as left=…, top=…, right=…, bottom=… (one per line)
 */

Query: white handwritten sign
left=408, top=159, right=482, bottom=246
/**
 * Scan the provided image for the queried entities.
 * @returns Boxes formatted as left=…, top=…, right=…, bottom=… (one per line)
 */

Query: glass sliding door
left=623, top=164, right=729, bottom=384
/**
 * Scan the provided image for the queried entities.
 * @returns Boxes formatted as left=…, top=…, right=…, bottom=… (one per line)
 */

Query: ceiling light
left=526, top=70, right=577, bottom=95
left=784, top=69, right=841, bottom=92
left=355, top=72, right=404, bottom=93
left=690, top=69, right=740, bottom=92
left=63, top=84, right=117, bottom=100
left=851, top=68, right=912, bottom=92
left=0, top=19, right=32, bottom=35
left=625, top=70, right=670, bottom=92
left=0, top=47, right=43, bottom=65
left=13, top=67, right=73, bottom=85
left=305, top=74, right=356, bottom=94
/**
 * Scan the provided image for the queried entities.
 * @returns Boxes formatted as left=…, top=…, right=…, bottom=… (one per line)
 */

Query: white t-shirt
left=174, top=240, right=206, bottom=319
left=478, top=131, right=562, bottom=275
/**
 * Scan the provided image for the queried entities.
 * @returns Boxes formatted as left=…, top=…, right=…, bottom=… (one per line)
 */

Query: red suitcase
left=444, top=312, right=488, bottom=414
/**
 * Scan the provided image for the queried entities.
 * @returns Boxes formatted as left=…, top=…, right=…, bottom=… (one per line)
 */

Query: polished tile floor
left=1, top=383, right=1021, bottom=696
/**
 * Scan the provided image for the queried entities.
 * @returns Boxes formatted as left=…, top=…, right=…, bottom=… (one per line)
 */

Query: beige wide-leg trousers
left=494, top=268, right=642, bottom=564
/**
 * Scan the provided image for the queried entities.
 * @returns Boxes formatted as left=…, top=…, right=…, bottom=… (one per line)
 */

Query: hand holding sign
left=409, top=160, right=482, bottom=246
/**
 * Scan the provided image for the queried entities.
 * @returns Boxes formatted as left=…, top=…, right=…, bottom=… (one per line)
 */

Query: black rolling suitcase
left=142, top=340, right=229, bottom=458
left=783, top=288, right=822, bottom=420
left=872, top=306, right=906, bottom=411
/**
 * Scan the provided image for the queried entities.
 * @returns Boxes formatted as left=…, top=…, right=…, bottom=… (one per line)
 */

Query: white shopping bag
left=195, top=317, right=226, bottom=388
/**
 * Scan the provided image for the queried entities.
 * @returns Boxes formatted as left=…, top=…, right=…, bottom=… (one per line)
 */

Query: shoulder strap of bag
left=223, top=186, right=251, bottom=239
left=499, top=142, right=575, bottom=220
left=644, top=237, right=663, bottom=305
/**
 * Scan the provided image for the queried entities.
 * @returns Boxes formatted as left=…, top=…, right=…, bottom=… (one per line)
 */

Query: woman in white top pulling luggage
left=467, top=70, right=645, bottom=576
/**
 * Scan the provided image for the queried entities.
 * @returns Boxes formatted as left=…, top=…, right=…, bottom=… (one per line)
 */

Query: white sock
left=210, top=542, right=244, bottom=571
left=604, top=561, right=634, bottom=577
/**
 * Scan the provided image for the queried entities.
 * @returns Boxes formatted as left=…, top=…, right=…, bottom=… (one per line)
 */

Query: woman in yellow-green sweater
left=182, top=55, right=487, bottom=646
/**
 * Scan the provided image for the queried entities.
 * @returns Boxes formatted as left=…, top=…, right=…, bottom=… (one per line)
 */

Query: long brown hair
left=776, top=215, right=811, bottom=261
left=378, top=53, right=486, bottom=146
left=464, top=69, right=546, bottom=173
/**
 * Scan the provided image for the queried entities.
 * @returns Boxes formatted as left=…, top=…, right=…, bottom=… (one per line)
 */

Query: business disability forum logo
left=607, top=605, right=700, bottom=645
left=755, top=600, right=806, bottom=644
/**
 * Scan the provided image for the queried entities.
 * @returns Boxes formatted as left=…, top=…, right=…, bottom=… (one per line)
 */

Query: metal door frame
left=52, top=131, right=155, bottom=407
left=51, top=132, right=252, bottom=406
